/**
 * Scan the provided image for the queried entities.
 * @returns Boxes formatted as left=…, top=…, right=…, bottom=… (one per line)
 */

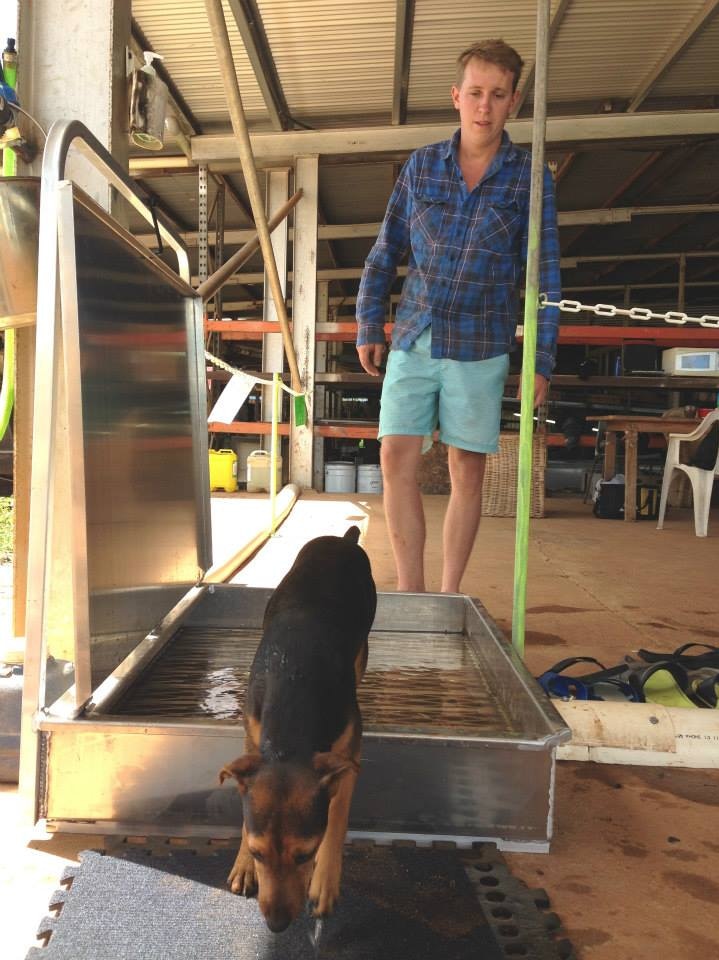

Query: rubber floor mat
left=27, top=841, right=574, bottom=960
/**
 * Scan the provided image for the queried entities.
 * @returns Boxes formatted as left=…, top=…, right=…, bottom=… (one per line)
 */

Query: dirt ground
left=3, top=491, right=719, bottom=959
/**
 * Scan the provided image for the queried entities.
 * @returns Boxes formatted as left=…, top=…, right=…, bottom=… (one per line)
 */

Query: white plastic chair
left=657, top=408, right=719, bottom=537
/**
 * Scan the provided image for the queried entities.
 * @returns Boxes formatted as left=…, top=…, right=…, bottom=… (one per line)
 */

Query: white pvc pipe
left=203, top=483, right=300, bottom=584
left=556, top=700, right=719, bottom=769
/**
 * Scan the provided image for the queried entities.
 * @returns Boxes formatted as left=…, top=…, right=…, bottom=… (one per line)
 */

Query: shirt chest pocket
left=411, top=186, right=450, bottom=247
left=480, top=198, right=523, bottom=253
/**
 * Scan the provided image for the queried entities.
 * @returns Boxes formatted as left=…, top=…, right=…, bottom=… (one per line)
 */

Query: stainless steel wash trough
left=11, top=121, right=569, bottom=852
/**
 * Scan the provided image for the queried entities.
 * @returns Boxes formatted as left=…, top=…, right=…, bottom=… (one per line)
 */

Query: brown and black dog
left=219, top=526, right=376, bottom=932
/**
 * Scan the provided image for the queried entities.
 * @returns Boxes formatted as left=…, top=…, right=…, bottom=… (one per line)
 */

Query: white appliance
left=662, top=347, right=719, bottom=376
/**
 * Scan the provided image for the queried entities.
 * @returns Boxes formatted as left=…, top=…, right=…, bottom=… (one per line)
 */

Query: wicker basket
left=482, top=433, right=546, bottom=518
left=417, top=433, right=546, bottom=518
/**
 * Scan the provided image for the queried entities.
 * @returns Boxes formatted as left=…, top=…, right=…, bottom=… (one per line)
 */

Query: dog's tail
left=344, top=525, right=361, bottom=544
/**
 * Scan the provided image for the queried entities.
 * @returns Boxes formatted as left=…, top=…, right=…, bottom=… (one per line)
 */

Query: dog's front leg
left=309, top=769, right=357, bottom=917
left=227, top=822, right=258, bottom=897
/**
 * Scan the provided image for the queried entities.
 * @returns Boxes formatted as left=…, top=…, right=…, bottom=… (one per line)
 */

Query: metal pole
left=512, top=0, right=551, bottom=657
left=204, top=0, right=303, bottom=396
left=214, top=180, right=225, bottom=321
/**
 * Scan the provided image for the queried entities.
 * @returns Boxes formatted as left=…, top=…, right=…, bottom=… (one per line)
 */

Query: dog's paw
left=308, top=855, right=342, bottom=917
left=227, top=850, right=258, bottom=897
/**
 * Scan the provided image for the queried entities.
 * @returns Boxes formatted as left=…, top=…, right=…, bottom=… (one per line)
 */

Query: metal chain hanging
left=539, top=294, right=719, bottom=329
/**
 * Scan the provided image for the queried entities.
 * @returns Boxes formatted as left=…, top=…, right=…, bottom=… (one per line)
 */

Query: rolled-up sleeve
left=356, top=160, right=412, bottom=347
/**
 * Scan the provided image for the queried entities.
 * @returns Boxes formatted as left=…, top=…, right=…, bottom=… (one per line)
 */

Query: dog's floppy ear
left=219, top=753, right=263, bottom=793
left=312, top=752, right=360, bottom=797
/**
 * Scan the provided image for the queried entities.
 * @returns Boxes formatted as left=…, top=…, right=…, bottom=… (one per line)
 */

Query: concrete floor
left=3, top=491, right=719, bottom=959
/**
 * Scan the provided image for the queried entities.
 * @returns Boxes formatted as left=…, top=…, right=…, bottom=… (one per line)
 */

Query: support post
left=262, top=168, right=290, bottom=428
left=290, top=156, right=319, bottom=488
left=313, top=281, right=329, bottom=490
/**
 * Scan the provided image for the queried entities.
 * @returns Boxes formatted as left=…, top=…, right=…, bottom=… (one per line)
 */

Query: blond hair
left=456, top=40, right=524, bottom=91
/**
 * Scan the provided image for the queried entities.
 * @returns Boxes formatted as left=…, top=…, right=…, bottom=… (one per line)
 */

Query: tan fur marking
left=244, top=712, right=262, bottom=753
left=329, top=717, right=361, bottom=763
left=309, top=765, right=358, bottom=916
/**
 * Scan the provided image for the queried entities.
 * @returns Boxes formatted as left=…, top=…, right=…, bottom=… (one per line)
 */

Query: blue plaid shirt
left=356, top=130, right=561, bottom=379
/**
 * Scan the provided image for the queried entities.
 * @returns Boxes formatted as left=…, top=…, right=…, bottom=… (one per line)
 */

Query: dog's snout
left=264, top=909, right=292, bottom=933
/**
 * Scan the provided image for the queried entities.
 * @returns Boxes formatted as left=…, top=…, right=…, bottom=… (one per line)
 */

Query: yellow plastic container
left=247, top=449, right=282, bottom=493
left=209, top=448, right=238, bottom=492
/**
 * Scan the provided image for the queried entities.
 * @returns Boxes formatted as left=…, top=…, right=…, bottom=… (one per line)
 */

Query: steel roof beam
left=133, top=205, right=719, bottom=248
left=563, top=150, right=663, bottom=254
left=627, top=0, right=719, bottom=112
left=211, top=171, right=253, bottom=224
left=512, top=0, right=573, bottom=118
left=219, top=279, right=719, bottom=310
left=133, top=179, right=193, bottom=234
left=188, top=251, right=719, bottom=290
left=226, top=0, right=291, bottom=131
left=191, top=111, right=719, bottom=163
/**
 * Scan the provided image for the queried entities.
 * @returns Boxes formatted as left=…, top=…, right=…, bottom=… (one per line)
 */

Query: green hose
left=0, top=37, right=18, bottom=442
left=0, top=329, right=14, bottom=441
left=2, top=38, right=18, bottom=178
left=512, top=250, right=539, bottom=659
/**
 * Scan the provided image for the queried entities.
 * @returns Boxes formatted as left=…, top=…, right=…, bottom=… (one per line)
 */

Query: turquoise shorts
left=378, top=328, right=509, bottom=453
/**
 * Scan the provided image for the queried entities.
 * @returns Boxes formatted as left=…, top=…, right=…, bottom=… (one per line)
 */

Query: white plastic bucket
left=247, top=449, right=282, bottom=493
left=324, top=461, right=356, bottom=493
left=357, top=463, right=383, bottom=494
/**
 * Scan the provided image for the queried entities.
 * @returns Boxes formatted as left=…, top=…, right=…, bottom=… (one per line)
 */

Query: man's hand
left=516, top=373, right=549, bottom=408
left=357, top=342, right=386, bottom=376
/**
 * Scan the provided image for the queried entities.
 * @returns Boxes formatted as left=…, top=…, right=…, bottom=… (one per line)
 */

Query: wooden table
left=586, top=415, right=699, bottom=521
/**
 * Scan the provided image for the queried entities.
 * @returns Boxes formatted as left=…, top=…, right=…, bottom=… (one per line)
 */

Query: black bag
left=593, top=481, right=660, bottom=520
left=636, top=484, right=659, bottom=521
left=593, top=481, right=624, bottom=519
left=689, top=423, right=719, bottom=470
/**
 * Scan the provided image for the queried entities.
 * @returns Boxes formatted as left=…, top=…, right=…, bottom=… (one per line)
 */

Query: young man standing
left=356, top=39, right=561, bottom=594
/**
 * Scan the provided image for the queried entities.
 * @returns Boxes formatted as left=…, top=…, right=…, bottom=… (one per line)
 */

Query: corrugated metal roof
left=407, top=0, right=539, bottom=114
left=128, top=0, right=719, bottom=316
left=546, top=0, right=712, bottom=102
left=653, top=11, right=719, bottom=96
left=129, top=170, right=252, bottom=233
left=259, top=0, right=396, bottom=120
left=132, top=0, right=268, bottom=125
left=133, top=1, right=719, bottom=124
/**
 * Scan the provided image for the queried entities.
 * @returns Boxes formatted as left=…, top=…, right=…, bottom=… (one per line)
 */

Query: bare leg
left=380, top=435, right=425, bottom=591
left=441, top=447, right=486, bottom=593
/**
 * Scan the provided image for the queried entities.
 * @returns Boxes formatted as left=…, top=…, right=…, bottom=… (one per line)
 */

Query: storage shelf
left=207, top=318, right=719, bottom=348
left=208, top=420, right=600, bottom=446
left=208, top=369, right=718, bottom=390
